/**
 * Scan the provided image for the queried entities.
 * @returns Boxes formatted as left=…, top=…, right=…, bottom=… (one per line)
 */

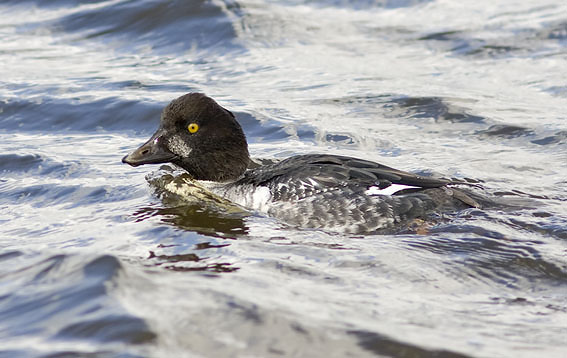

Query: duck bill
left=122, top=131, right=178, bottom=167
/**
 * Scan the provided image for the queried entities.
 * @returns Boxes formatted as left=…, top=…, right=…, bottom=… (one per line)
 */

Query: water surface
left=1, top=1, right=566, bottom=357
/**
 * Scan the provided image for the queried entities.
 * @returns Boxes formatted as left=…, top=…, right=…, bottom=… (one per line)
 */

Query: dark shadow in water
left=0, top=250, right=24, bottom=262
left=0, top=97, right=163, bottom=133
left=302, top=0, right=433, bottom=10
left=133, top=203, right=249, bottom=239
left=388, top=97, right=485, bottom=123
left=0, top=154, right=45, bottom=172
left=5, top=0, right=242, bottom=54
left=44, top=0, right=241, bottom=54
left=417, top=30, right=502, bottom=57
left=43, top=351, right=145, bottom=358
left=132, top=190, right=247, bottom=274
left=313, top=94, right=486, bottom=124
left=0, top=0, right=107, bottom=6
left=405, top=232, right=567, bottom=288
left=147, top=250, right=238, bottom=273
left=53, top=314, right=156, bottom=344
left=313, top=94, right=567, bottom=149
left=234, top=110, right=294, bottom=144
left=233, top=108, right=319, bottom=145
left=349, top=330, right=472, bottom=358
left=417, top=20, right=567, bottom=59
left=0, top=254, right=156, bottom=355
left=133, top=203, right=245, bottom=273
left=137, top=170, right=252, bottom=239
left=531, top=130, right=567, bottom=146
left=476, top=124, right=534, bottom=139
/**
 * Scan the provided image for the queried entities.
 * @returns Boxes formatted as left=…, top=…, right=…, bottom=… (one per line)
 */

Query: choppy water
left=1, top=1, right=566, bottom=357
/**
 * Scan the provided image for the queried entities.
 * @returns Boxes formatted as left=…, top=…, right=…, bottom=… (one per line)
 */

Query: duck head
left=122, top=93, right=250, bottom=182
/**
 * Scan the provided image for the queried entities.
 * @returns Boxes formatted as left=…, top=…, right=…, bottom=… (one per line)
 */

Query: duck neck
left=178, top=147, right=250, bottom=182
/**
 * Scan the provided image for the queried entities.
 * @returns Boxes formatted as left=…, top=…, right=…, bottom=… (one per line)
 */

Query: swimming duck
left=122, top=93, right=479, bottom=234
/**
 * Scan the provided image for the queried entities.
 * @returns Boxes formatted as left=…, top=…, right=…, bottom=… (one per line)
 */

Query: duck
left=122, top=93, right=481, bottom=234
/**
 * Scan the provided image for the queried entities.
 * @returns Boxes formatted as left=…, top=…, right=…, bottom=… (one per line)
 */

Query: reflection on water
left=349, top=330, right=473, bottom=358
left=133, top=204, right=249, bottom=238
left=147, top=250, right=238, bottom=273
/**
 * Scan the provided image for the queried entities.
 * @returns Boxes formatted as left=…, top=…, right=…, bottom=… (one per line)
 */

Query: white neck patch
left=167, top=135, right=192, bottom=157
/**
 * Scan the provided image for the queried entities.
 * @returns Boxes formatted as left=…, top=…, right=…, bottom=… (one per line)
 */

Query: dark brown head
left=122, top=93, right=250, bottom=181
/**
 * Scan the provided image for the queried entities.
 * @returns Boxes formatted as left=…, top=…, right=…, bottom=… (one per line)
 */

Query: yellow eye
left=188, top=123, right=199, bottom=134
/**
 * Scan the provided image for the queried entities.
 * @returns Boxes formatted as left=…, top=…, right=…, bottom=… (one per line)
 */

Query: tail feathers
left=448, top=188, right=482, bottom=208
left=416, top=187, right=483, bottom=209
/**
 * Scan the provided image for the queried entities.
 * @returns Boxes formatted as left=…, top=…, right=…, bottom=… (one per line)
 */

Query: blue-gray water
left=1, top=1, right=566, bottom=357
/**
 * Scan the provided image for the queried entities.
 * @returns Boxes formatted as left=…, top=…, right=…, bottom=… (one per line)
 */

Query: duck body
left=123, top=93, right=479, bottom=234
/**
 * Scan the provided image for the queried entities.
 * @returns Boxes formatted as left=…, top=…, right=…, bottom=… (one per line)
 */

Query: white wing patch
left=365, top=184, right=421, bottom=196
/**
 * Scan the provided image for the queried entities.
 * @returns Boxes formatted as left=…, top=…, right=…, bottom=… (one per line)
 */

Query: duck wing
left=238, top=154, right=451, bottom=201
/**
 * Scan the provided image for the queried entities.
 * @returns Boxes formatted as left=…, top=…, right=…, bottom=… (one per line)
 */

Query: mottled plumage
left=123, top=93, right=481, bottom=234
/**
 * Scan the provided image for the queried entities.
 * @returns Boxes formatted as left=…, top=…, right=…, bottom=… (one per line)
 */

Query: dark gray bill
left=122, top=132, right=178, bottom=167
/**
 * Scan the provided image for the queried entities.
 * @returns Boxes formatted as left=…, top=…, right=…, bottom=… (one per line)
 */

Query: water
left=1, top=0, right=566, bottom=357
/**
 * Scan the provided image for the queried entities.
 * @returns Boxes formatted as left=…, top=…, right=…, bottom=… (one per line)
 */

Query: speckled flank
left=167, top=135, right=192, bottom=157
left=266, top=186, right=394, bottom=233
left=205, top=179, right=449, bottom=234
